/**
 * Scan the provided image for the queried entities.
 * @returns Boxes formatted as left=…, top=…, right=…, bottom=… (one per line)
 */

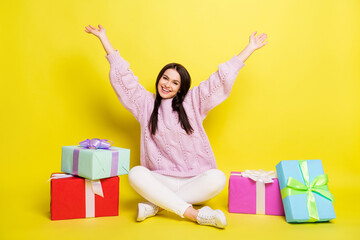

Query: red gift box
left=50, top=173, right=119, bottom=220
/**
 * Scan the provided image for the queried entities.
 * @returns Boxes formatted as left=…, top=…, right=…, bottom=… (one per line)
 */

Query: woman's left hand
left=249, top=31, right=268, bottom=50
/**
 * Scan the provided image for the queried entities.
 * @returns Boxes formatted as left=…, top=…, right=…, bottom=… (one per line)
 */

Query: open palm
left=249, top=31, right=268, bottom=50
left=85, top=25, right=106, bottom=38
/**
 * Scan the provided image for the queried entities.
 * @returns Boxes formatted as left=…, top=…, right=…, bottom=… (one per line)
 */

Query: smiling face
left=157, top=68, right=181, bottom=99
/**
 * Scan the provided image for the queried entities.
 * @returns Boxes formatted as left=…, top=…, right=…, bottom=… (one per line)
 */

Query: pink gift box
left=228, top=171, right=285, bottom=216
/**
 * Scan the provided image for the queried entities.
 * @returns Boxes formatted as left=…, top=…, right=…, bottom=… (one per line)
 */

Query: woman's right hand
left=85, top=24, right=106, bottom=39
left=85, top=24, right=115, bottom=55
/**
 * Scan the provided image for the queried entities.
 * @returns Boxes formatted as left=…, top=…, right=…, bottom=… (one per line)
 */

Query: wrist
left=246, top=44, right=256, bottom=53
left=98, top=33, right=108, bottom=41
left=237, top=44, right=256, bottom=63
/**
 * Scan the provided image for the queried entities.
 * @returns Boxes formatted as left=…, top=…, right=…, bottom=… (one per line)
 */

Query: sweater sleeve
left=106, top=50, right=153, bottom=121
left=189, top=56, right=245, bottom=119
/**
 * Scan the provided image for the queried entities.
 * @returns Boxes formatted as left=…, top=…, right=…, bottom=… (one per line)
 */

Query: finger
left=85, top=26, right=94, bottom=32
left=256, top=36, right=266, bottom=42
left=259, top=36, right=266, bottom=42
left=263, top=41, right=268, bottom=45
left=259, top=34, right=267, bottom=41
left=89, top=25, right=97, bottom=30
left=98, top=24, right=104, bottom=29
left=251, top=31, right=257, bottom=38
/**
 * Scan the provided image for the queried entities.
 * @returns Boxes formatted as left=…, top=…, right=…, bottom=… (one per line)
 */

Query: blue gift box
left=276, top=160, right=335, bottom=223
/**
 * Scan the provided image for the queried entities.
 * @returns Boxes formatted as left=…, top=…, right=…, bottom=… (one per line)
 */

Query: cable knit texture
left=106, top=50, right=245, bottom=177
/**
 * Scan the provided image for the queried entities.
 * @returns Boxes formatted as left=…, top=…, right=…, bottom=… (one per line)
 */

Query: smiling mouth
left=161, top=87, right=170, bottom=93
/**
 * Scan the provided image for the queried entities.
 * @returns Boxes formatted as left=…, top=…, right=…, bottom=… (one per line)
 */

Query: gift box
left=276, top=160, right=335, bottom=223
left=61, top=145, right=130, bottom=180
left=50, top=173, right=119, bottom=220
left=229, top=170, right=285, bottom=216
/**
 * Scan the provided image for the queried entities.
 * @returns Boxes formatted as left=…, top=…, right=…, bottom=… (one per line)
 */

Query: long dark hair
left=149, top=63, right=193, bottom=135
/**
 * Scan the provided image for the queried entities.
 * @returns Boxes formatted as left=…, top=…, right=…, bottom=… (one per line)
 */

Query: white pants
left=128, top=166, right=227, bottom=218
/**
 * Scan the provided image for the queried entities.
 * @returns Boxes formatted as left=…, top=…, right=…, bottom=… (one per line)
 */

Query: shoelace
left=198, top=213, right=216, bottom=225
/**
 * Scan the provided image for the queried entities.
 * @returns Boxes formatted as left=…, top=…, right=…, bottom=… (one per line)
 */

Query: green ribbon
left=280, top=160, right=335, bottom=222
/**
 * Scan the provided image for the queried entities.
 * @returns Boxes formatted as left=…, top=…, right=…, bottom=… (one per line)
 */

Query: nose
left=165, top=81, right=171, bottom=88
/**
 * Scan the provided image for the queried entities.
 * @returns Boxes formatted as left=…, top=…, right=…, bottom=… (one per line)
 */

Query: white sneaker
left=196, top=206, right=227, bottom=228
left=137, top=202, right=159, bottom=221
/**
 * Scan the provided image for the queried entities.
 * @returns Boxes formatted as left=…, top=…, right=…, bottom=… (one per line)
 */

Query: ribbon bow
left=241, top=169, right=277, bottom=183
left=79, top=138, right=112, bottom=149
left=281, top=160, right=335, bottom=222
left=239, top=169, right=277, bottom=215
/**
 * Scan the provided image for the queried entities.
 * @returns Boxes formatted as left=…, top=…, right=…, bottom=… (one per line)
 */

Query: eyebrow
left=163, top=74, right=180, bottom=83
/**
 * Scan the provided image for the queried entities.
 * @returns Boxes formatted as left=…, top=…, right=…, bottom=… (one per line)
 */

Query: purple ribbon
left=72, top=138, right=119, bottom=177
left=73, top=148, right=80, bottom=175
left=110, top=150, right=119, bottom=176
left=79, top=138, right=112, bottom=149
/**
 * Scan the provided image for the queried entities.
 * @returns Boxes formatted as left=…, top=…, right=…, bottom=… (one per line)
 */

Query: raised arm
left=85, top=24, right=153, bottom=121
left=237, top=31, right=268, bottom=62
left=190, top=31, right=268, bottom=119
left=85, top=24, right=116, bottom=55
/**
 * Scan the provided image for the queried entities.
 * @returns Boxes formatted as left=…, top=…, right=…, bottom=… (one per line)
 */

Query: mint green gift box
left=61, top=146, right=130, bottom=180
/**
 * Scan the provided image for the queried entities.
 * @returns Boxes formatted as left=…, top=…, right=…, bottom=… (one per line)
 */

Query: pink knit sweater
left=106, top=50, right=245, bottom=177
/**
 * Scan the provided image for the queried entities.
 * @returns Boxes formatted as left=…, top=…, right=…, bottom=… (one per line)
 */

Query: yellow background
left=1, top=0, right=359, bottom=239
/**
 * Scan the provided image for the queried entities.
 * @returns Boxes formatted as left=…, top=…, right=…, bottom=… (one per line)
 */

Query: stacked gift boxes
left=229, top=160, right=335, bottom=223
left=50, top=139, right=130, bottom=220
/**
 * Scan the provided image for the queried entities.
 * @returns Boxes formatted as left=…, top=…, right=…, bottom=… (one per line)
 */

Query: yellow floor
left=2, top=170, right=359, bottom=240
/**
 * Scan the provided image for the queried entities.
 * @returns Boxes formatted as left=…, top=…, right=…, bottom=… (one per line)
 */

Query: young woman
left=85, top=24, right=267, bottom=228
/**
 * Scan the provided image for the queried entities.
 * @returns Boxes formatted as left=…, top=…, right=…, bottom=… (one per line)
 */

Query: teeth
left=162, top=87, right=170, bottom=92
